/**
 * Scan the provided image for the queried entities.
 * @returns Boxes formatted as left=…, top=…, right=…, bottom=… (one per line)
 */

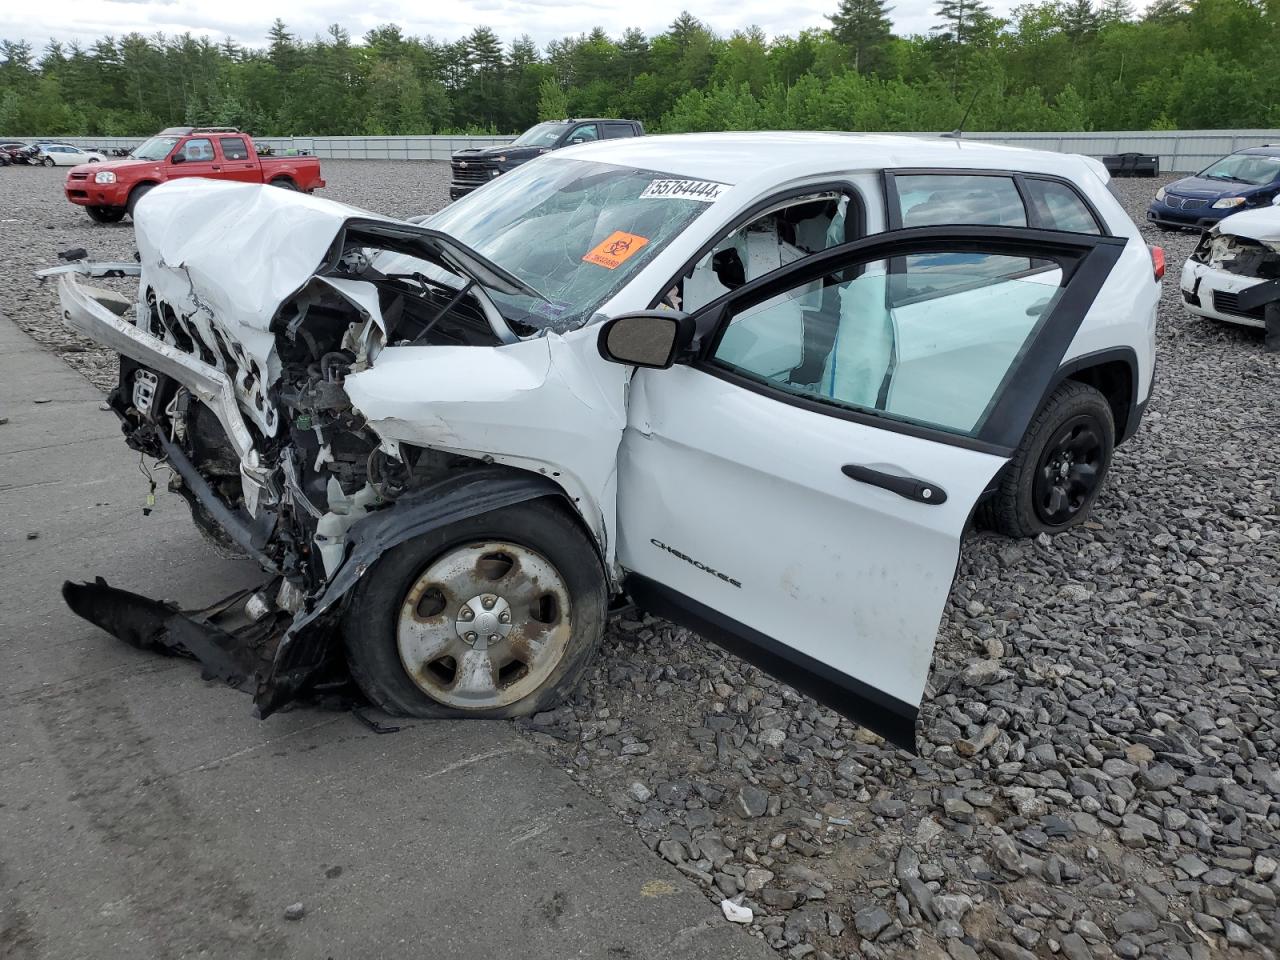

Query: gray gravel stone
left=853, top=905, right=891, bottom=940
left=1112, top=909, right=1158, bottom=935
left=735, top=785, right=769, bottom=818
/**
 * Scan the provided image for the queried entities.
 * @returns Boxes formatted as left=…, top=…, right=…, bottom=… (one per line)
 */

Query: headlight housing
left=493, top=155, right=507, bottom=163
left=1212, top=196, right=1246, bottom=209
left=1155, top=187, right=1167, bottom=201
left=94, top=170, right=116, bottom=184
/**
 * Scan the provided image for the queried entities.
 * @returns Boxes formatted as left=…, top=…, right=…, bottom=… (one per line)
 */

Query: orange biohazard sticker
left=583, top=231, right=649, bottom=270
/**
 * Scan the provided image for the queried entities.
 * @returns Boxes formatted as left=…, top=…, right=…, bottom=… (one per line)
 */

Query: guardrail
left=12, top=130, right=1280, bottom=173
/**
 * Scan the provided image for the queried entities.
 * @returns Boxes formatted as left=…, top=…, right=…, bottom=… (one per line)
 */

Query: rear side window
left=604, top=123, right=636, bottom=139
left=220, top=137, right=249, bottom=160
left=892, top=171, right=1103, bottom=235
left=895, top=174, right=1026, bottom=228
left=1024, top=179, right=1101, bottom=234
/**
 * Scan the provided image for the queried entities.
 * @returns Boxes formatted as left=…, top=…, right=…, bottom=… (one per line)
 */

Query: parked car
left=62, top=126, right=325, bottom=223
left=47, top=132, right=1159, bottom=750
left=1146, top=145, right=1280, bottom=231
left=36, top=143, right=108, bottom=166
left=1180, top=197, right=1280, bottom=347
left=1, top=141, right=40, bottom=164
left=449, top=118, right=644, bottom=199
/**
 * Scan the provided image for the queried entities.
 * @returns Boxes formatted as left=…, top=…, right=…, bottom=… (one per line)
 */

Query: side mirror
left=598, top=311, right=694, bottom=370
left=170, top=153, right=185, bottom=164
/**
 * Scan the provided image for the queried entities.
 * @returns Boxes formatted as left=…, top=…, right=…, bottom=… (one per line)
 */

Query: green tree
left=537, top=77, right=568, bottom=120
left=828, top=0, right=895, bottom=73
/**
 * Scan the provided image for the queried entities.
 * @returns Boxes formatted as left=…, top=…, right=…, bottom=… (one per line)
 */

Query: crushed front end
left=1182, top=216, right=1280, bottom=348
left=46, top=179, right=544, bottom=715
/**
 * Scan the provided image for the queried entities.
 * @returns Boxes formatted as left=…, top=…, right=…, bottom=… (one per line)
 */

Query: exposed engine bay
left=45, top=179, right=611, bottom=715
left=1191, top=228, right=1280, bottom=279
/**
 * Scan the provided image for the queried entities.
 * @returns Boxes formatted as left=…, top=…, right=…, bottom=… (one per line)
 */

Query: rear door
left=603, top=122, right=638, bottom=140
left=616, top=226, right=1124, bottom=750
left=216, top=136, right=259, bottom=184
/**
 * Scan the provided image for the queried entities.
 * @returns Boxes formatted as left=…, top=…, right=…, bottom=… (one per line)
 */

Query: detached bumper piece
left=63, top=577, right=294, bottom=710
left=1103, top=152, right=1159, bottom=178
left=1238, top=278, right=1280, bottom=352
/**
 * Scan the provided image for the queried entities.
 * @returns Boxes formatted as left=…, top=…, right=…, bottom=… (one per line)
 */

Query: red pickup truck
left=64, top=126, right=326, bottom=224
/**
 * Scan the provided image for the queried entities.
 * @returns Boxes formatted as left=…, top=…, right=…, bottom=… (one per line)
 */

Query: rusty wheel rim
left=396, top=541, right=573, bottom=710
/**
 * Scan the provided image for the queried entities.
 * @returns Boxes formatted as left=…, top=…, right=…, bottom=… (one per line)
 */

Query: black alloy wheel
left=1032, top=413, right=1106, bottom=527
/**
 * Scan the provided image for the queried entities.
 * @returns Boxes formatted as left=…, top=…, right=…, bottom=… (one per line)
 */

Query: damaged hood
left=134, top=180, right=538, bottom=340
left=1214, top=207, right=1280, bottom=245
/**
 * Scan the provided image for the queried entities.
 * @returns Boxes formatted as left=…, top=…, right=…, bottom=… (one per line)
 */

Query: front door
left=169, top=137, right=219, bottom=182
left=615, top=226, right=1124, bottom=750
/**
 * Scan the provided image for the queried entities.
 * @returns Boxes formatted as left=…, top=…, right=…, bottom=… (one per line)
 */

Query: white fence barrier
left=13, top=130, right=1280, bottom=173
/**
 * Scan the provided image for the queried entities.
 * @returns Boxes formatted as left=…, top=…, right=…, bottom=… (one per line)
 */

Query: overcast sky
left=3, top=0, right=1132, bottom=55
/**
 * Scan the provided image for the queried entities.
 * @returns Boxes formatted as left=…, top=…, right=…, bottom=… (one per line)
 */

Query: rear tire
left=86, top=206, right=125, bottom=224
left=269, top=177, right=298, bottom=191
left=126, top=183, right=156, bottom=217
left=986, top=381, right=1115, bottom=539
left=343, top=498, right=607, bottom=719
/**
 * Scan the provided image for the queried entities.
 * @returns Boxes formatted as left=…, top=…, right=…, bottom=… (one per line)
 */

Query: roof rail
left=193, top=127, right=241, bottom=133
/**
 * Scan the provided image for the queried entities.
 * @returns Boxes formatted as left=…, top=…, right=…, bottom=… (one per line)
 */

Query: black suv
left=449, top=119, right=644, bottom=200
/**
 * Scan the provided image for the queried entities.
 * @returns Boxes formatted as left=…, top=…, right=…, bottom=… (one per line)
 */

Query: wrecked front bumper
left=52, top=266, right=277, bottom=514
left=48, top=266, right=332, bottom=713
left=1180, top=259, right=1273, bottom=328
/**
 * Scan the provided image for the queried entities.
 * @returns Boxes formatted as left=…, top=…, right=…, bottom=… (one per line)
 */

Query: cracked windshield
left=428, top=157, right=726, bottom=332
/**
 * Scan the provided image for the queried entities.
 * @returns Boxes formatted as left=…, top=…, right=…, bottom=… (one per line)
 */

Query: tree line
left=1, top=0, right=1277, bottom=140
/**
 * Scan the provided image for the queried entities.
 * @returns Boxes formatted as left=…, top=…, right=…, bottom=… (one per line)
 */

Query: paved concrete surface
left=0, top=312, right=773, bottom=960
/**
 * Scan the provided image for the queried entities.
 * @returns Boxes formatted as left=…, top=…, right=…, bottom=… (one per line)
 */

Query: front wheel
left=42, top=156, right=54, bottom=167
left=343, top=499, right=607, bottom=718
left=86, top=206, right=125, bottom=224
left=126, top=183, right=155, bottom=217
left=986, top=381, right=1115, bottom=539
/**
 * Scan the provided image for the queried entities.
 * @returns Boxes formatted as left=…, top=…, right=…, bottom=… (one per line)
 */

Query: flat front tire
left=987, top=381, right=1115, bottom=539
left=342, top=499, right=607, bottom=719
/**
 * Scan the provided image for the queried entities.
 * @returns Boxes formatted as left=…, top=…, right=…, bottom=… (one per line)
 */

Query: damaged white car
left=47, top=133, right=1160, bottom=750
left=1180, top=199, right=1280, bottom=350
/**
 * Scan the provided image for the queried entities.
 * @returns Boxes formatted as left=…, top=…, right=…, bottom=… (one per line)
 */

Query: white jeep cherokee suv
left=49, top=132, right=1159, bottom=750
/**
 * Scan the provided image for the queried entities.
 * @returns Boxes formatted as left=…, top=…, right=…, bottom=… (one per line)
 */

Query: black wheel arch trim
left=257, top=466, right=577, bottom=717
left=623, top=572, right=919, bottom=754
left=1046, top=346, right=1143, bottom=445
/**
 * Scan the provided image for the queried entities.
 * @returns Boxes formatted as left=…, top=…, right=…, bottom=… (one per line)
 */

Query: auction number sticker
left=640, top=179, right=729, bottom=202
left=583, top=231, right=650, bottom=270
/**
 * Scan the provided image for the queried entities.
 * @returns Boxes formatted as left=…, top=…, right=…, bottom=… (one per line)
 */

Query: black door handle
left=842, top=464, right=948, bottom=505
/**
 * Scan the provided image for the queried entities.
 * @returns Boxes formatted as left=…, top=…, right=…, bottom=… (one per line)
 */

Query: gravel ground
left=2, top=160, right=1277, bottom=960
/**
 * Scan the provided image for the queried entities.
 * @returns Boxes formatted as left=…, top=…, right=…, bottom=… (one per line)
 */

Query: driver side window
left=182, top=138, right=214, bottom=162
left=675, top=191, right=858, bottom=314
left=565, top=124, right=599, bottom=145
left=710, top=252, right=1064, bottom=438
